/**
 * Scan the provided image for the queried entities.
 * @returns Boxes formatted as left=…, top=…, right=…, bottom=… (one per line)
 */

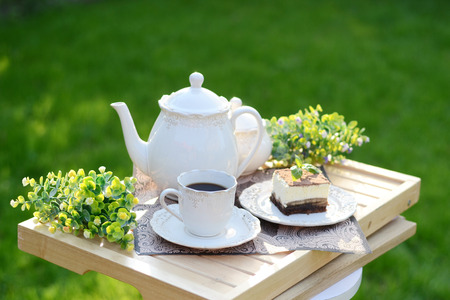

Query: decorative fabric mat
left=132, top=167, right=371, bottom=255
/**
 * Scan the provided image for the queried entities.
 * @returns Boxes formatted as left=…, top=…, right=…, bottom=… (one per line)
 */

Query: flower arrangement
left=265, top=104, right=370, bottom=179
left=10, top=166, right=139, bottom=251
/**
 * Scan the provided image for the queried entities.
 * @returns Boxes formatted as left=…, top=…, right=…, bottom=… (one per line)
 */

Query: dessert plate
left=150, top=204, right=261, bottom=250
left=239, top=181, right=357, bottom=226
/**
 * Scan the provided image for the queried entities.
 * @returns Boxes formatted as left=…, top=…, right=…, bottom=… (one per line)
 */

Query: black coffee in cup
left=187, top=182, right=226, bottom=192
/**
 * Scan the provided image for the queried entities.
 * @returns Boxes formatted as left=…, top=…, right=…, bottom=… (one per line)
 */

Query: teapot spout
left=111, top=102, right=149, bottom=175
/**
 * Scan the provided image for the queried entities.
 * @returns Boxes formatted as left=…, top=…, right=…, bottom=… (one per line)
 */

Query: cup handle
left=159, top=188, right=183, bottom=222
left=231, top=106, right=264, bottom=177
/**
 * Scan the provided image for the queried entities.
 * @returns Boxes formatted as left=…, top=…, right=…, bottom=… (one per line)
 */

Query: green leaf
left=348, top=120, right=357, bottom=129
left=290, top=165, right=303, bottom=181
left=123, top=233, right=134, bottom=242
left=49, top=188, right=57, bottom=198
left=42, top=191, right=50, bottom=202
left=104, top=171, right=113, bottom=182
left=96, top=175, right=106, bottom=188
left=303, top=163, right=320, bottom=174
left=294, top=155, right=302, bottom=167
left=82, top=209, right=90, bottom=222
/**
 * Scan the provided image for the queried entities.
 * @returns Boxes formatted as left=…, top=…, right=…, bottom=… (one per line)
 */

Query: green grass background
left=1, top=0, right=448, bottom=299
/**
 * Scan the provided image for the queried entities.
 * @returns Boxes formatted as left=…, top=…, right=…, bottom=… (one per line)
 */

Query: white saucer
left=150, top=205, right=261, bottom=250
left=239, top=181, right=357, bottom=227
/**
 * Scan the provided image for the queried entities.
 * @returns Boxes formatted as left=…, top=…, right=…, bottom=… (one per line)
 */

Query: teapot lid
left=159, top=72, right=229, bottom=115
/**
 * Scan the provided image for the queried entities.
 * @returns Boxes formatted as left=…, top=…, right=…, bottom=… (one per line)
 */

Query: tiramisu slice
left=270, top=168, right=330, bottom=215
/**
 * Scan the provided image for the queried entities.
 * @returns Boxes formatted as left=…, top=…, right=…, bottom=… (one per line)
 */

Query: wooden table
left=17, top=160, right=420, bottom=299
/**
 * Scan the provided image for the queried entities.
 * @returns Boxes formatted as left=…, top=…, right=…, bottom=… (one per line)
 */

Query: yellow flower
left=59, top=202, right=67, bottom=210
left=82, top=177, right=96, bottom=191
left=105, top=186, right=112, bottom=198
left=65, top=218, right=73, bottom=226
left=68, top=169, right=76, bottom=178
left=74, top=190, right=82, bottom=200
left=77, top=168, right=85, bottom=177
left=96, top=193, right=104, bottom=202
left=118, top=211, right=129, bottom=221
left=27, top=192, right=37, bottom=201
left=126, top=243, right=134, bottom=251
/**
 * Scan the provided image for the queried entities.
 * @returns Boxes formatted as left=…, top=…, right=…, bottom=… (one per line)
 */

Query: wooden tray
left=17, top=160, right=421, bottom=299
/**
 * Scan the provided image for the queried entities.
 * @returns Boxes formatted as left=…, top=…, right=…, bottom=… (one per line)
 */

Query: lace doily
left=132, top=167, right=371, bottom=255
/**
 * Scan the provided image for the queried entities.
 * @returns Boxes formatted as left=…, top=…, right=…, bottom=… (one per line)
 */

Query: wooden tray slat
left=328, top=173, right=392, bottom=199
left=199, top=255, right=270, bottom=275
left=325, top=163, right=402, bottom=190
left=154, top=255, right=253, bottom=287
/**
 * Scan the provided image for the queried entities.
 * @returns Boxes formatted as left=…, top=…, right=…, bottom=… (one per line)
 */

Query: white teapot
left=111, top=72, right=264, bottom=190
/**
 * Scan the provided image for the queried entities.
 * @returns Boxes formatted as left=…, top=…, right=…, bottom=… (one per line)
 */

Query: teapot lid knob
left=159, top=72, right=229, bottom=115
left=189, top=72, right=204, bottom=88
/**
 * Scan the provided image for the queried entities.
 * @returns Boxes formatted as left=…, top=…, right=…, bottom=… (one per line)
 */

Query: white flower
left=99, top=166, right=106, bottom=173
left=22, top=177, right=29, bottom=186
left=83, top=230, right=92, bottom=239
left=85, top=197, right=94, bottom=205
left=93, top=217, right=101, bottom=226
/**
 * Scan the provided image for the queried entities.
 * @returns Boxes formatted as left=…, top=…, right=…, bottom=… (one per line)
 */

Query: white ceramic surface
left=311, top=268, right=363, bottom=300
left=111, top=72, right=264, bottom=190
left=151, top=205, right=261, bottom=250
left=159, top=169, right=237, bottom=237
left=239, top=181, right=357, bottom=226
left=231, top=97, right=273, bottom=175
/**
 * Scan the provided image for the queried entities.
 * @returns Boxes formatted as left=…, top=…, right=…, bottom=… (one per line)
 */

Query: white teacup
left=159, top=169, right=237, bottom=237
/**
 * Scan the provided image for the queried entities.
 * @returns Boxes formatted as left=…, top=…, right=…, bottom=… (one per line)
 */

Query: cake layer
left=270, top=194, right=327, bottom=215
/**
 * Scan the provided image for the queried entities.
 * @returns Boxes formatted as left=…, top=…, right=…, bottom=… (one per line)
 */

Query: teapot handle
left=231, top=107, right=264, bottom=177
